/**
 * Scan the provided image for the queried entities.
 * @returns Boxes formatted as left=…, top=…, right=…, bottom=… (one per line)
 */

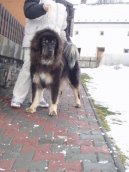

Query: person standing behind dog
left=11, top=0, right=76, bottom=108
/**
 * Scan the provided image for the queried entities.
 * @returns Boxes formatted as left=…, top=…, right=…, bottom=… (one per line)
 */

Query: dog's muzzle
left=48, top=49, right=54, bottom=57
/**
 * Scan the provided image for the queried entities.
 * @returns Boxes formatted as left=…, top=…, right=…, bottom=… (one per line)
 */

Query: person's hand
left=43, top=4, right=51, bottom=12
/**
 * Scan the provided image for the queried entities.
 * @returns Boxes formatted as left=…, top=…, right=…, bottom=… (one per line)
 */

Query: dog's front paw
left=26, top=107, right=36, bottom=113
left=75, top=102, right=81, bottom=108
left=49, top=104, right=57, bottom=116
left=49, top=111, right=57, bottom=116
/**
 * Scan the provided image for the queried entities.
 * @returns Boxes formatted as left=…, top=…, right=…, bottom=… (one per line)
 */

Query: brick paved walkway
left=0, top=84, right=124, bottom=172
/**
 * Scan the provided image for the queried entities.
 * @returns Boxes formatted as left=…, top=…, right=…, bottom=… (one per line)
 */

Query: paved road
left=0, top=84, right=125, bottom=172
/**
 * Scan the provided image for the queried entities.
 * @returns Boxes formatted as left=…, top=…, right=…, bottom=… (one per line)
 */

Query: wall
left=0, top=0, right=25, bottom=26
left=0, top=3, right=24, bottom=87
left=72, top=23, right=129, bottom=59
left=0, top=34, right=23, bottom=87
left=0, top=35, right=23, bottom=60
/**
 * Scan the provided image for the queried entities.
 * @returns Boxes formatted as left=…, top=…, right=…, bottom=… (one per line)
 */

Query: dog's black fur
left=26, top=29, right=81, bottom=116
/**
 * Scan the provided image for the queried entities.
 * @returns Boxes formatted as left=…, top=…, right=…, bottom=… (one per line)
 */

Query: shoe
left=39, top=98, right=49, bottom=108
left=11, top=100, right=21, bottom=108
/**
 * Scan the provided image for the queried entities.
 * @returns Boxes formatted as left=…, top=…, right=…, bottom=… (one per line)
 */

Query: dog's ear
left=30, top=31, right=43, bottom=65
left=54, top=35, right=63, bottom=57
left=31, top=30, right=45, bottom=51
left=31, top=36, right=41, bottom=51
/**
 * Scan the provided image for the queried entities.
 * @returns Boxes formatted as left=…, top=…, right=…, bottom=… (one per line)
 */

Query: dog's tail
left=63, top=42, right=80, bottom=68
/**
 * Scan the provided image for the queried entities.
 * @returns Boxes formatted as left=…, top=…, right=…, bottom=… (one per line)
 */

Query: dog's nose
left=48, top=49, right=53, bottom=56
left=48, top=49, right=53, bottom=52
left=48, top=49, right=53, bottom=55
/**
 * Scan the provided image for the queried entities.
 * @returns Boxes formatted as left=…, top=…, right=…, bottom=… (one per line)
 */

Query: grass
left=80, top=73, right=92, bottom=84
left=95, top=103, right=128, bottom=166
left=117, top=147, right=127, bottom=165
left=81, top=72, right=127, bottom=166
left=111, top=138, right=128, bottom=165
left=80, top=73, right=113, bottom=131
left=94, top=106, right=110, bottom=131
left=94, top=104, right=115, bottom=131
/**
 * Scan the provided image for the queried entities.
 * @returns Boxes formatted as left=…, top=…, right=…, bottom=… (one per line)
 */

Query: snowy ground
left=81, top=64, right=129, bottom=172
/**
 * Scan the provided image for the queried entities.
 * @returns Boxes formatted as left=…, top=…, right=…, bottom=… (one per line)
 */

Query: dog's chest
left=33, top=73, right=53, bottom=85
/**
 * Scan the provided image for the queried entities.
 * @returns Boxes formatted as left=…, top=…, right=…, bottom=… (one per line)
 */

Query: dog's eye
left=51, top=40, right=56, bottom=45
left=42, top=41, right=46, bottom=45
left=42, top=40, right=48, bottom=46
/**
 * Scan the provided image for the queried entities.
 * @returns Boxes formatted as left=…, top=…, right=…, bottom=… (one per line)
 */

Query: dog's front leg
left=49, top=84, right=60, bottom=116
left=73, top=87, right=81, bottom=108
left=26, top=86, right=42, bottom=113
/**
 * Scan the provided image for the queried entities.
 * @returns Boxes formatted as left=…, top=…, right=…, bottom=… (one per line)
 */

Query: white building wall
left=72, top=23, right=129, bottom=58
left=71, top=4, right=129, bottom=66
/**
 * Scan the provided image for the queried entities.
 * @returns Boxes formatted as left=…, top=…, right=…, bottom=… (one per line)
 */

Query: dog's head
left=31, top=29, right=63, bottom=66
left=40, top=34, right=57, bottom=64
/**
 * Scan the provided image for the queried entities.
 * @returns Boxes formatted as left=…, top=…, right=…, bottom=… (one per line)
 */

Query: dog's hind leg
left=26, top=87, right=42, bottom=113
left=68, top=62, right=81, bottom=108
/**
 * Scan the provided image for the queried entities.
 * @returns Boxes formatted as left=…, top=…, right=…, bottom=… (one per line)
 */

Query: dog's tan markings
left=33, top=74, right=40, bottom=84
left=40, top=73, right=52, bottom=85
left=26, top=89, right=42, bottom=113
left=73, top=88, right=81, bottom=108
left=49, top=92, right=60, bottom=116
left=41, top=59, right=54, bottom=65
left=49, top=104, right=57, bottom=116
left=56, top=91, right=61, bottom=105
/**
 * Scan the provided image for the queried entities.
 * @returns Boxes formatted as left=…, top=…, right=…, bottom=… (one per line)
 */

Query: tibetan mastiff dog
left=26, top=28, right=81, bottom=116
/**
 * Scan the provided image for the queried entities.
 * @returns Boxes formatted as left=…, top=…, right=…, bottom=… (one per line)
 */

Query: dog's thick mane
left=30, top=29, right=63, bottom=68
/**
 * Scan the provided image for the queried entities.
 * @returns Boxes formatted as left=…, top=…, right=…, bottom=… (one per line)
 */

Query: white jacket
left=22, top=0, right=67, bottom=47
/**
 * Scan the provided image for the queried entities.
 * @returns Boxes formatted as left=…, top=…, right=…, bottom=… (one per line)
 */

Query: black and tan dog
left=26, top=28, right=81, bottom=116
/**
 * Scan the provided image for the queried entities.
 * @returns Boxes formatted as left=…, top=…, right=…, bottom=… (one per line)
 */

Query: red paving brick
left=0, top=85, right=124, bottom=171
left=0, top=159, right=15, bottom=171
left=81, top=145, right=109, bottom=154
left=33, top=152, right=65, bottom=161
left=48, top=160, right=82, bottom=172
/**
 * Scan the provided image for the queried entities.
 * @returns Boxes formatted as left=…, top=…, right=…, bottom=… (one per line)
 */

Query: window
left=124, top=49, right=129, bottom=53
left=97, top=47, right=105, bottom=52
left=100, top=31, right=104, bottom=36
left=78, top=48, right=81, bottom=54
left=75, top=31, right=79, bottom=35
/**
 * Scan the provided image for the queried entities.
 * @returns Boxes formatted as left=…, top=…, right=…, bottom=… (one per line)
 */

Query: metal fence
left=0, top=4, right=24, bottom=45
left=79, top=57, right=99, bottom=68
